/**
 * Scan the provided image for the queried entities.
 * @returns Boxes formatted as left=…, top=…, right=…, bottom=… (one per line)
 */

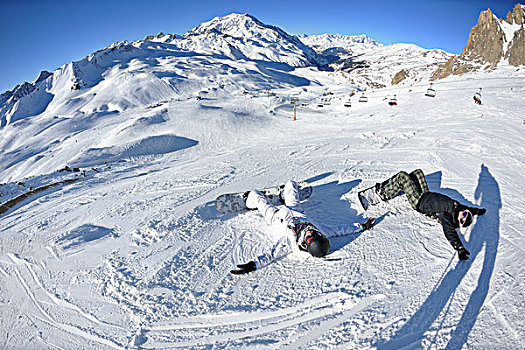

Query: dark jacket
left=416, top=192, right=472, bottom=250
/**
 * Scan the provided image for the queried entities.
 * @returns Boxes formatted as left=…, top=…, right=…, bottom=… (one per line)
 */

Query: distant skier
left=474, top=94, right=482, bottom=105
left=473, top=88, right=482, bottom=105
left=358, top=169, right=486, bottom=260
left=231, top=180, right=374, bottom=274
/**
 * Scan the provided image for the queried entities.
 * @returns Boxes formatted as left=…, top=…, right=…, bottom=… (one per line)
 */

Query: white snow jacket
left=245, top=181, right=363, bottom=269
left=253, top=215, right=364, bottom=269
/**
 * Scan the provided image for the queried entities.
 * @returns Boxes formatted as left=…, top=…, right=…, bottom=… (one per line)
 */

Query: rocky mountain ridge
left=431, top=3, right=525, bottom=80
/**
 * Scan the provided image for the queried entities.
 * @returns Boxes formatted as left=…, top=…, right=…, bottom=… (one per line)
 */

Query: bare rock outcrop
left=392, top=69, right=407, bottom=85
left=432, top=4, right=524, bottom=80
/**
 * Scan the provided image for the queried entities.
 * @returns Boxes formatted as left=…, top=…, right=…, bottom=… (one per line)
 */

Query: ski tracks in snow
left=142, top=292, right=384, bottom=348
left=4, top=253, right=128, bottom=349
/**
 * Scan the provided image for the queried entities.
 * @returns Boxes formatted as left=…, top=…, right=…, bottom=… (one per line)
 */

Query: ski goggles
left=305, top=229, right=322, bottom=246
left=459, top=210, right=473, bottom=227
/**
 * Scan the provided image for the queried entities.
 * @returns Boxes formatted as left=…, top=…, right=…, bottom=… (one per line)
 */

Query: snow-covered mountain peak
left=140, top=13, right=328, bottom=68
left=186, top=13, right=277, bottom=39
left=0, top=13, right=332, bottom=128
left=175, top=13, right=326, bottom=67
left=298, top=33, right=382, bottom=50
left=182, top=13, right=325, bottom=65
left=186, top=13, right=260, bottom=37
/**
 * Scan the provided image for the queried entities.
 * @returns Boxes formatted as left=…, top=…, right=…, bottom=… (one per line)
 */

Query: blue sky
left=0, top=0, right=519, bottom=93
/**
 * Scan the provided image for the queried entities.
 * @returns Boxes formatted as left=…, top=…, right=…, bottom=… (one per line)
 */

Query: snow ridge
left=298, top=33, right=382, bottom=51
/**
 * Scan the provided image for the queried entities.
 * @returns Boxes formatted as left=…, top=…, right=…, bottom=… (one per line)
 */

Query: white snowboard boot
left=245, top=190, right=266, bottom=210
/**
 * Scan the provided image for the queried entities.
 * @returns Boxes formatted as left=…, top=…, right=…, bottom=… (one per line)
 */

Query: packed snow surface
left=1, top=15, right=524, bottom=350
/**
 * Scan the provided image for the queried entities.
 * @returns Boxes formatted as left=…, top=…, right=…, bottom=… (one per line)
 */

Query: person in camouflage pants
left=372, top=169, right=486, bottom=260
left=378, top=169, right=429, bottom=209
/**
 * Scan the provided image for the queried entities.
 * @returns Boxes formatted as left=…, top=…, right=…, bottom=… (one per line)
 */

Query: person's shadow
left=375, top=164, right=501, bottom=349
left=301, top=173, right=387, bottom=254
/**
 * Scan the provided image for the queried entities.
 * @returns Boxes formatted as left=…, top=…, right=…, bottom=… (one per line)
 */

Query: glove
left=230, top=261, right=257, bottom=275
left=457, top=247, right=470, bottom=260
left=361, top=218, right=375, bottom=231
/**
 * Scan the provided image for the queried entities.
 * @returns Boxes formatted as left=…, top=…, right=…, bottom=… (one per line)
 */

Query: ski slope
left=1, top=13, right=524, bottom=349
left=1, top=65, right=524, bottom=349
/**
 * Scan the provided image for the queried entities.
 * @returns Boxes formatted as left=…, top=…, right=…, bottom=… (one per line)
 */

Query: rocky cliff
left=431, top=4, right=525, bottom=80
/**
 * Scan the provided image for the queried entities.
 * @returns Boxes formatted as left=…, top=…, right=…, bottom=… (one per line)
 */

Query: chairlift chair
left=358, top=92, right=368, bottom=103
left=473, top=88, right=482, bottom=105
left=388, top=95, right=397, bottom=106
left=425, top=83, right=436, bottom=97
left=344, top=100, right=352, bottom=107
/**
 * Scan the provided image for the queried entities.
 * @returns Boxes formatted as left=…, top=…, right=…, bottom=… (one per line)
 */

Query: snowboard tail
left=358, top=184, right=383, bottom=211
left=215, top=182, right=312, bottom=214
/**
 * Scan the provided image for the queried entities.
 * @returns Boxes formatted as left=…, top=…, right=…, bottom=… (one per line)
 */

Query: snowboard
left=215, top=182, right=312, bottom=214
left=358, top=184, right=383, bottom=211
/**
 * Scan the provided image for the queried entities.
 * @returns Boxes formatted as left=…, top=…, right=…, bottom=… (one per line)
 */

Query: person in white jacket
left=231, top=180, right=374, bottom=274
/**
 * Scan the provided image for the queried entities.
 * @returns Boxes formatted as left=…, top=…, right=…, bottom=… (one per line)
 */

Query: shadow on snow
left=375, top=164, right=500, bottom=349
left=202, top=172, right=378, bottom=255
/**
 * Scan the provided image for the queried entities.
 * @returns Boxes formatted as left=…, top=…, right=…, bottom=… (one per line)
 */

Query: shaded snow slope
left=0, top=55, right=344, bottom=182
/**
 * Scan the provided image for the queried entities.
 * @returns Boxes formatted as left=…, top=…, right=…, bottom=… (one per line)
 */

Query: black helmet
left=459, top=209, right=473, bottom=227
left=307, top=234, right=330, bottom=257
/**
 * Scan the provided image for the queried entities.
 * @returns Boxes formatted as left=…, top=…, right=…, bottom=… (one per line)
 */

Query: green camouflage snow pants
left=380, top=169, right=429, bottom=210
